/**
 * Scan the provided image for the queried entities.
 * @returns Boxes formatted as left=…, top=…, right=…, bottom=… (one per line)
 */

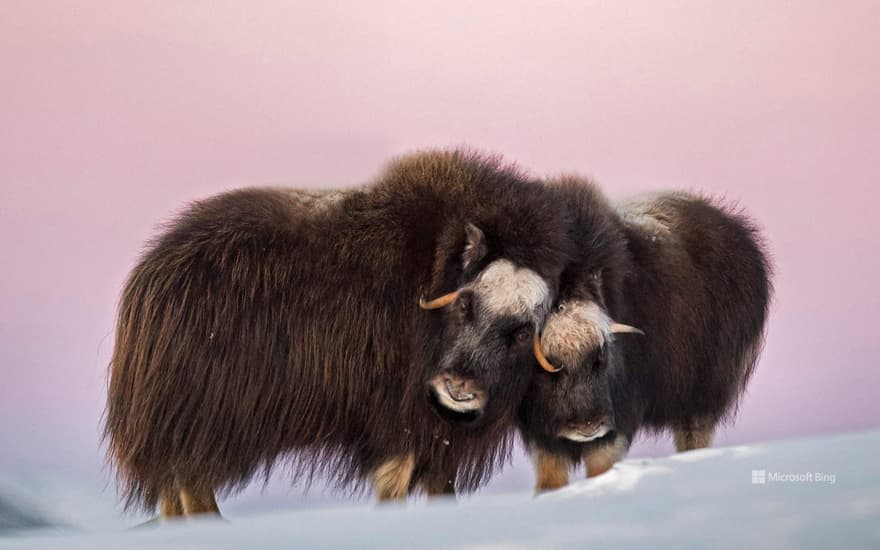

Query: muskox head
left=518, top=276, right=643, bottom=450
left=420, top=223, right=557, bottom=424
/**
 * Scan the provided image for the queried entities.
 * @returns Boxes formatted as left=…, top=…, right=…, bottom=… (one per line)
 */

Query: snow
left=2, top=431, right=878, bottom=548
left=0, top=471, right=135, bottom=534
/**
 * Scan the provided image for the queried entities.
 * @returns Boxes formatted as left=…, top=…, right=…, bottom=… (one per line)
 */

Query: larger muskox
left=104, top=150, right=578, bottom=516
left=518, top=179, right=772, bottom=490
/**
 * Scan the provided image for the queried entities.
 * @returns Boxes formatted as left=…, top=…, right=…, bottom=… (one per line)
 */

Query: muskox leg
left=584, top=434, right=630, bottom=478
left=532, top=448, right=570, bottom=492
left=179, top=485, right=221, bottom=516
left=674, top=424, right=715, bottom=452
left=159, top=486, right=184, bottom=521
left=373, top=454, right=415, bottom=502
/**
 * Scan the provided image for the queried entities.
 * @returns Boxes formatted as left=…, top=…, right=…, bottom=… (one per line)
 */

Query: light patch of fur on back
left=541, top=300, right=612, bottom=368
left=471, top=259, right=550, bottom=320
left=616, top=193, right=687, bottom=241
left=282, top=189, right=347, bottom=212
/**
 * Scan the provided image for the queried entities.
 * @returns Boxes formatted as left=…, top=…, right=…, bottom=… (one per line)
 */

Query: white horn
left=610, top=323, right=645, bottom=335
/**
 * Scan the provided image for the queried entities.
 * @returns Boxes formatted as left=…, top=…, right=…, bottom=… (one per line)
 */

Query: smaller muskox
left=518, top=179, right=772, bottom=490
left=105, top=150, right=577, bottom=517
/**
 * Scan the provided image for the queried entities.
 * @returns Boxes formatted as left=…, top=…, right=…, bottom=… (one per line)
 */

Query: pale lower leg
left=584, top=434, right=630, bottom=478
left=532, top=448, right=571, bottom=492
left=373, top=454, right=416, bottom=502
left=159, top=486, right=184, bottom=521
left=179, top=485, right=220, bottom=516
left=674, top=425, right=715, bottom=452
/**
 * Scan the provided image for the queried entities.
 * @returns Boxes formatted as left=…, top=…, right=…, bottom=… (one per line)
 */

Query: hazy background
left=2, top=1, right=878, bottom=514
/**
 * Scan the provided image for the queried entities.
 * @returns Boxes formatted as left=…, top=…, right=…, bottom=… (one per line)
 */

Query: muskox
left=104, top=150, right=578, bottom=516
left=518, top=178, right=772, bottom=490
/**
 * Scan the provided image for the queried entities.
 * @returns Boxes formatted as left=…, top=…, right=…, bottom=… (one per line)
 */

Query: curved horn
left=418, top=290, right=460, bottom=310
left=610, top=323, right=645, bottom=335
left=534, top=334, right=562, bottom=373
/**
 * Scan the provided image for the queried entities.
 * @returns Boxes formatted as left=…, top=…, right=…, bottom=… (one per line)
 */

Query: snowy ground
left=2, top=431, right=878, bottom=548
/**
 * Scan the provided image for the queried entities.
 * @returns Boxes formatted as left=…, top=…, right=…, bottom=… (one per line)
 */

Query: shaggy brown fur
left=518, top=180, right=773, bottom=489
left=105, top=149, right=578, bottom=513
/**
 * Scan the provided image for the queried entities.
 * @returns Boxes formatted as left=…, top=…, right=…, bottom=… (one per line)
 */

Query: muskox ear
left=463, top=223, right=488, bottom=269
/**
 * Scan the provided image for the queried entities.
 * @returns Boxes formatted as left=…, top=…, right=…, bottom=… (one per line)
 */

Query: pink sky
left=2, top=1, right=878, bottom=501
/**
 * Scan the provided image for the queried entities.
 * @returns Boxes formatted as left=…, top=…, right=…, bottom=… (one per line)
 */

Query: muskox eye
left=556, top=303, right=566, bottom=313
left=512, top=326, right=532, bottom=346
left=458, top=294, right=473, bottom=321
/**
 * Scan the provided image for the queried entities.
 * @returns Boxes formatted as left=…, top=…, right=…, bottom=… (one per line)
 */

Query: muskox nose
left=428, top=373, right=487, bottom=415
left=445, top=377, right=475, bottom=402
left=557, top=417, right=614, bottom=443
